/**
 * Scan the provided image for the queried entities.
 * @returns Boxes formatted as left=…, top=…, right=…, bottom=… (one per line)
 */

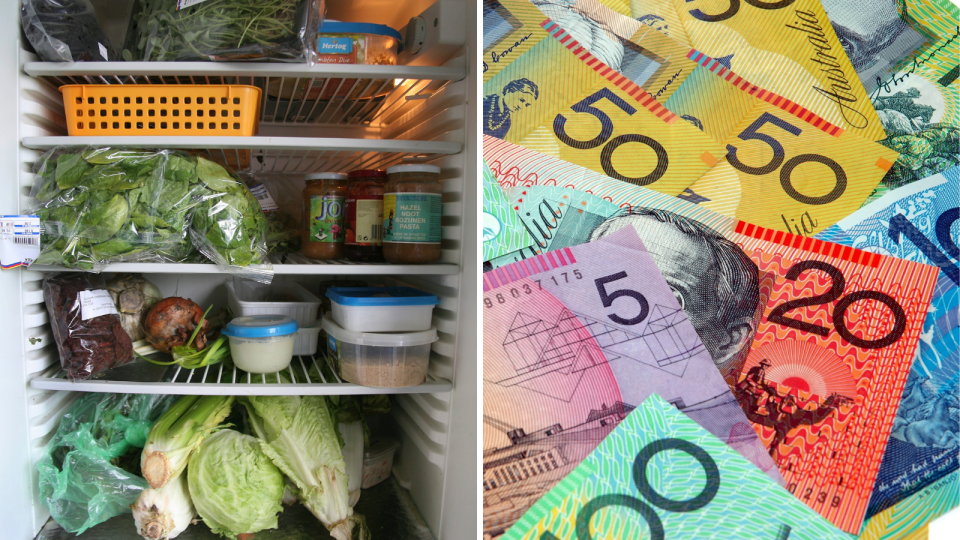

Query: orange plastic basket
left=61, top=85, right=261, bottom=136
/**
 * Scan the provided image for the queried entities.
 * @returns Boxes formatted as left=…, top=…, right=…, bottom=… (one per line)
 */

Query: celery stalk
left=140, top=395, right=234, bottom=489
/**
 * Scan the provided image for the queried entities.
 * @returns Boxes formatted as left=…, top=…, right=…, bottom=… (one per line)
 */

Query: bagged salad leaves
left=122, top=0, right=325, bottom=62
left=37, top=393, right=176, bottom=534
left=242, top=172, right=303, bottom=254
left=20, top=0, right=114, bottom=62
left=30, top=147, right=272, bottom=282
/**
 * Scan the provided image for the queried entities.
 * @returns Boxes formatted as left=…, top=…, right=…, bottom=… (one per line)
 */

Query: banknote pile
left=481, top=1, right=958, bottom=539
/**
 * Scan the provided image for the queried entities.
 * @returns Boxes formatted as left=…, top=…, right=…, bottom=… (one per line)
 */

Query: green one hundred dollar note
left=502, top=394, right=850, bottom=540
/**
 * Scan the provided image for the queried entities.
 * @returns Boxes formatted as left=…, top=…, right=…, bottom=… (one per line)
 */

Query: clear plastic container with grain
left=321, top=314, right=437, bottom=388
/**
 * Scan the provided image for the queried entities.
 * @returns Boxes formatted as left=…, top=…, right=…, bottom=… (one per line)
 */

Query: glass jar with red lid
left=344, top=169, right=387, bottom=262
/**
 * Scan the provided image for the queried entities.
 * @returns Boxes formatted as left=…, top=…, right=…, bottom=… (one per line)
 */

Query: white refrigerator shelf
left=24, top=61, right=467, bottom=128
left=29, top=350, right=452, bottom=396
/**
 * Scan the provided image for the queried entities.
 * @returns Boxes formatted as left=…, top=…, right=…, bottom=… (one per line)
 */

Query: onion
left=144, top=297, right=209, bottom=353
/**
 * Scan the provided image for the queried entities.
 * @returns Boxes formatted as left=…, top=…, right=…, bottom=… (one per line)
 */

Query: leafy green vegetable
left=56, top=153, right=92, bottom=189
left=188, top=430, right=284, bottom=539
left=240, top=396, right=371, bottom=540
left=123, top=0, right=320, bottom=62
left=29, top=147, right=269, bottom=274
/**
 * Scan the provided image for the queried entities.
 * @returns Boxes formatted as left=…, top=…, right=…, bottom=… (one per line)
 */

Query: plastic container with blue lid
left=326, top=286, right=439, bottom=333
left=315, top=21, right=401, bottom=66
left=222, top=315, right=298, bottom=374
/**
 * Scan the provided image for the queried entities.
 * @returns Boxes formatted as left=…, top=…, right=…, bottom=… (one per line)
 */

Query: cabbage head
left=187, top=429, right=284, bottom=538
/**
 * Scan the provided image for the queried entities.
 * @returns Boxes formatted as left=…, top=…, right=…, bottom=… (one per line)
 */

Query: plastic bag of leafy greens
left=122, top=0, right=324, bottom=63
left=20, top=0, right=114, bottom=62
left=242, top=172, right=303, bottom=255
left=29, top=147, right=206, bottom=270
left=37, top=393, right=176, bottom=534
left=189, top=157, right=273, bottom=283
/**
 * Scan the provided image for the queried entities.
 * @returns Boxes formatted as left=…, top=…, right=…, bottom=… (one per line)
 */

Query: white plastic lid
left=305, top=172, right=348, bottom=181
left=321, top=313, right=438, bottom=347
left=386, top=164, right=441, bottom=175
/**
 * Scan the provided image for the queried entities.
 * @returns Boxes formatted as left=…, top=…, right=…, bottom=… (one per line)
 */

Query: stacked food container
left=322, top=286, right=440, bottom=387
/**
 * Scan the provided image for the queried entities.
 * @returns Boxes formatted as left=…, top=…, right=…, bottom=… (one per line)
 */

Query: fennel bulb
left=132, top=473, right=195, bottom=540
left=141, top=395, right=234, bottom=489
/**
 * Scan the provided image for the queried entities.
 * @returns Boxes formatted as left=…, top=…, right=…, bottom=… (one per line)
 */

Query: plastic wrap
left=20, top=0, right=114, bottom=62
left=29, top=147, right=272, bottom=281
left=42, top=272, right=135, bottom=380
left=37, top=393, right=176, bottom=534
left=243, top=172, right=303, bottom=254
left=188, top=157, right=272, bottom=282
left=122, top=0, right=324, bottom=62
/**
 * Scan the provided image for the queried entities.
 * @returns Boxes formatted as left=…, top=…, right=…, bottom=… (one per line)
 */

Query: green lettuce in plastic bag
left=37, top=393, right=176, bottom=534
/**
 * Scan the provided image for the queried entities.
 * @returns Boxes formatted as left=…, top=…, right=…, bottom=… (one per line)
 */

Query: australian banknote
left=664, top=68, right=901, bottom=235
left=483, top=15, right=726, bottom=195
left=621, top=0, right=888, bottom=141
left=865, top=0, right=959, bottom=203
left=483, top=137, right=943, bottom=533
left=821, top=0, right=929, bottom=94
left=502, top=394, right=850, bottom=540
left=728, top=221, right=941, bottom=534
left=817, top=168, right=959, bottom=521
left=484, top=159, right=536, bottom=261
left=860, top=471, right=958, bottom=540
left=482, top=226, right=780, bottom=537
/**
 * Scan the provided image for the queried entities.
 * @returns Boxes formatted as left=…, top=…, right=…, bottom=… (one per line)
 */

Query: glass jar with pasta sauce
left=302, top=172, right=348, bottom=260
left=383, top=164, right=442, bottom=264
left=345, top=169, right=387, bottom=262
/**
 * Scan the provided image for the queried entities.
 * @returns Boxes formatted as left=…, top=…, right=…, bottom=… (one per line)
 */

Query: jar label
left=327, top=334, right=342, bottom=375
left=347, top=199, right=383, bottom=246
left=383, top=193, right=442, bottom=244
left=308, top=195, right=345, bottom=243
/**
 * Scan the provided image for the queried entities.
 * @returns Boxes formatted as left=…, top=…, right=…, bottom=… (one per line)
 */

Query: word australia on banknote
left=624, top=0, right=888, bottom=141
left=503, top=394, right=851, bottom=540
left=817, top=168, right=959, bottom=521
left=485, top=158, right=536, bottom=261
left=482, top=227, right=780, bottom=538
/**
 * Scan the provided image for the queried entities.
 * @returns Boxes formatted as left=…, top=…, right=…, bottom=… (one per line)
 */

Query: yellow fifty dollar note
left=676, top=100, right=899, bottom=234
left=483, top=20, right=724, bottom=195
left=621, top=0, right=888, bottom=141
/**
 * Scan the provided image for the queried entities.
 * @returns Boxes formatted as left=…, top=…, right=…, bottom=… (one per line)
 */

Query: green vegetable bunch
left=30, top=147, right=269, bottom=275
left=122, top=0, right=323, bottom=62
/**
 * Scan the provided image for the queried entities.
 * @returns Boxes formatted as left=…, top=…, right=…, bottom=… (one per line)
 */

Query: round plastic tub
left=325, top=286, right=439, bottom=333
left=321, top=314, right=437, bottom=387
left=362, top=437, right=400, bottom=488
left=222, top=315, right=298, bottom=374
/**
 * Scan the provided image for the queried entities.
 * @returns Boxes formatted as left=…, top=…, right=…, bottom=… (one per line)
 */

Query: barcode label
left=1, top=215, right=40, bottom=268
left=371, top=225, right=383, bottom=241
left=249, top=183, right=278, bottom=212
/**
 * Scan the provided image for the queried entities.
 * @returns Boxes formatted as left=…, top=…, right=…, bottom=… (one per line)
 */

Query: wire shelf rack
left=29, top=347, right=452, bottom=396
left=24, top=62, right=467, bottom=128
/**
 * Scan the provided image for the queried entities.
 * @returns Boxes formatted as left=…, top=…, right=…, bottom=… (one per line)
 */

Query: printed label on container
left=316, top=36, right=361, bottom=64
left=249, top=183, right=278, bottom=212
left=79, top=290, right=118, bottom=320
left=383, top=193, right=442, bottom=244
left=309, top=195, right=345, bottom=243
left=327, top=334, right=342, bottom=374
left=0, top=215, right=40, bottom=269
left=348, top=199, right=384, bottom=246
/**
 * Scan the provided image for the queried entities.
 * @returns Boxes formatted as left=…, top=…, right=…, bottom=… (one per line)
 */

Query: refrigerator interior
left=0, top=1, right=478, bottom=539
